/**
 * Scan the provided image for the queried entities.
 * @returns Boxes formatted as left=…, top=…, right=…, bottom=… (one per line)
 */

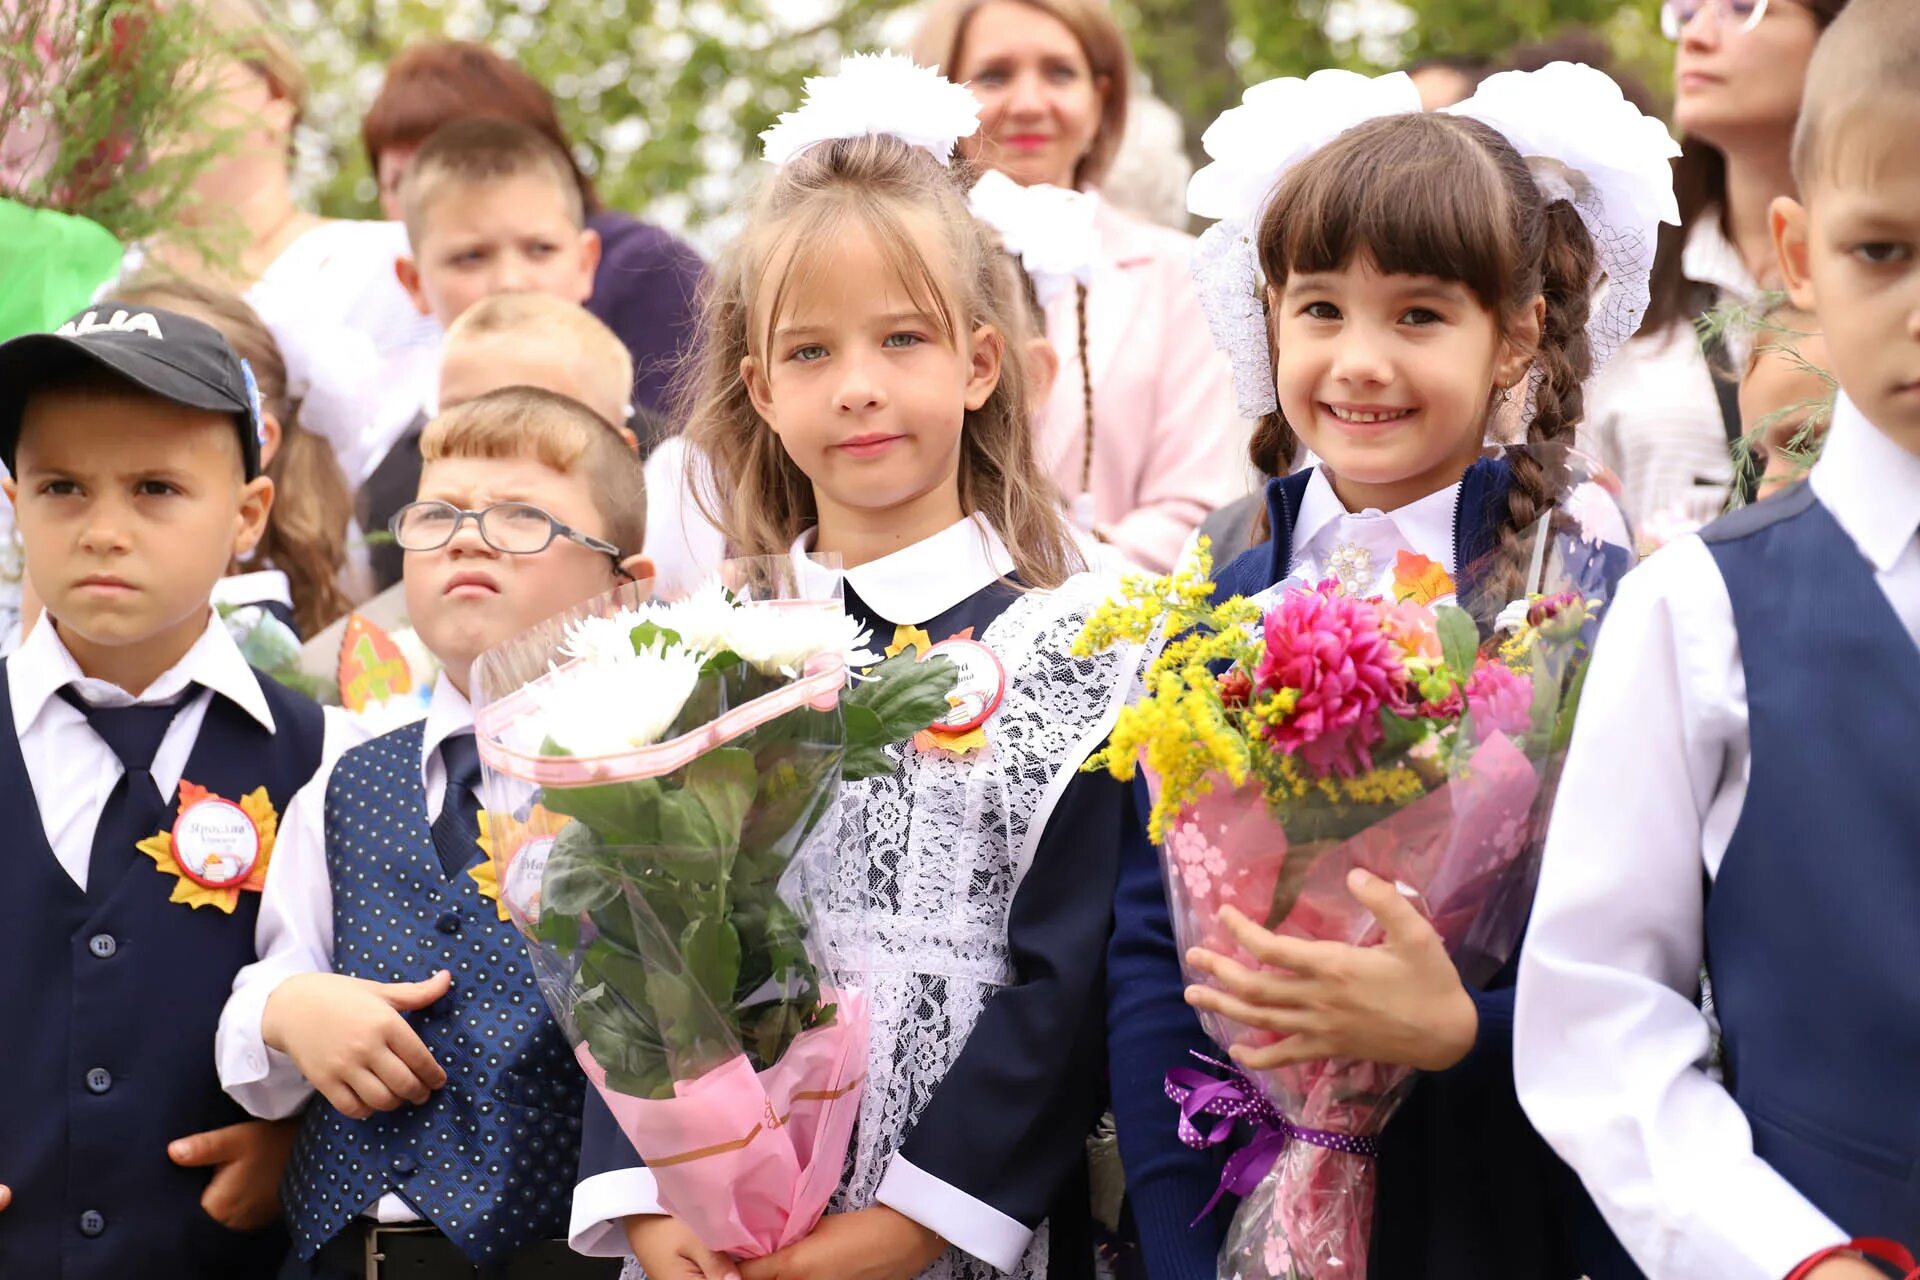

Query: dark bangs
left=1258, top=113, right=1524, bottom=314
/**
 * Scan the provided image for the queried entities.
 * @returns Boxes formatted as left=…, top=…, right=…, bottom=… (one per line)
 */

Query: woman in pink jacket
left=914, top=0, right=1246, bottom=571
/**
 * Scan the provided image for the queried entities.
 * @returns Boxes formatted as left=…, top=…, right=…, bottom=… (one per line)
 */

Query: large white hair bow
left=1185, top=62, right=1680, bottom=420
left=967, top=170, right=1098, bottom=306
left=760, top=51, right=982, bottom=169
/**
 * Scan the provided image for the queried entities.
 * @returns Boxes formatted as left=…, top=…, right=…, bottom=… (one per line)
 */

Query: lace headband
left=1187, top=63, right=1682, bottom=419
left=967, top=170, right=1098, bottom=306
left=760, top=51, right=982, bottom=169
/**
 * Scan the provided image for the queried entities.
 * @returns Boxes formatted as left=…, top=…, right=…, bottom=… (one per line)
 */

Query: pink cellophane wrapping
left=1156, top=733, right=1541, bottom=1279
left=577, top=991, right=869, bottom=1260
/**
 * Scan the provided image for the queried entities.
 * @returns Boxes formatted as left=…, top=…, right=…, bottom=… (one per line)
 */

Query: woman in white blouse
left=1583, top=0, right=1849, bottom=542
left=912, top=0, right=1246, bottom=572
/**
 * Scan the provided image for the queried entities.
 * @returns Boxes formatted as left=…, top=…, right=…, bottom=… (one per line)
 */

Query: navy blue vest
left=0, top=665, right=324, bottom=1280
left=1703, top=483, right=1920, bottom=1238
left=282, top=721, right=583, bottom=1263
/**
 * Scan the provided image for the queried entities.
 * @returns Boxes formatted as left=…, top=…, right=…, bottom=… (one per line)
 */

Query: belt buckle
left=366, top=1222, right=438, bottom=1280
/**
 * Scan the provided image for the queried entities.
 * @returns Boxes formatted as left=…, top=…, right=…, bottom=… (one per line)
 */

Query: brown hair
left=421, top=386, right=647, bottom=557
left=116, top=276, right=353, bottom=637
left=984, top=238, right=1094, bottom=462
left=1792, top=0, right=1920, bottom=188
left=398, top=118, right=585, bottom=248
left=682, top=133, right=1080, bottom=588
left=1642, top=0, right=1852, bottom=335
left=362, top=40, right=599, bottom=212
left=912, top=0, right=1132, bottom=189
left=200, top=0, right=309, bottom=124
left=1246, top=112, right=1598, bottom=606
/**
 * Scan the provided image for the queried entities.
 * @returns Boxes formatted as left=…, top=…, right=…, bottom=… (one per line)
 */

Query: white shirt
left=217, top=673, right=475, bottom=1225
left=640, top=436, right=728, bottom=600
left=9, top=611, right=280, bottom=890
left=1515, top=395, right=1920, bottom=1279
left=569, top=514, right=1039, bottom=1265
left=1581, top=215, right=1760, bottom=540
left=1288, top=468, right=1463, bottom=599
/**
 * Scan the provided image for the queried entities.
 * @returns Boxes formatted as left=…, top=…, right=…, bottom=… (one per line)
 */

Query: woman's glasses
left=390, top=500, right=629, bottom=576
left=1662, top=0, right=1771, bottom=39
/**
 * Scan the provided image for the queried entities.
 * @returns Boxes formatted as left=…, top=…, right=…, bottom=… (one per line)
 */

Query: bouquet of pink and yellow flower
left=1076, top=542, right=1605, bottom=1280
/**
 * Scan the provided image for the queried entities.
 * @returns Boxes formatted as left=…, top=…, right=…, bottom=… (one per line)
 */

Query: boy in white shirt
left=1516, top=4, right=1920, bottom=1276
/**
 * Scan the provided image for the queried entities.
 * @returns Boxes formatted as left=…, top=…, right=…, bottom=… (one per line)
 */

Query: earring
left=1498, top=386, right=1513, bottom=404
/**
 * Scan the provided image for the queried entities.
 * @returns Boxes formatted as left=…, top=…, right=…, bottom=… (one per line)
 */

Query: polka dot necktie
left=431, top=731, right=484, bottom=881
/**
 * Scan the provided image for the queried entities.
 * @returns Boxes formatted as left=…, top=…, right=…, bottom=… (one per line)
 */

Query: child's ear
left=257, top=411, right=284, bottom=470
left=1772, top=196, right=1818, bottom=312
left=1022, top=336, right=1061, bottom=409
left=395, top=257, right=432, bottom=318
left=741, top=355, right=778, bottom=431
left=2, top=476, right=15, bottom=507
left=1496, top=296, right=1547, bottom=391
left=965, top=324, right=1006, bottom=412
left=618, top=552, right=656, bottom=584
left=573, top=228, right=603, bottom=304
left=232, top=475, right=275, bottom=560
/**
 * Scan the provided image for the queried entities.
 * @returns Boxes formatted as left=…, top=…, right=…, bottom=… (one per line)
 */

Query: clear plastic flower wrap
left=1078, top=449, right=1632, bottom=1278
left=470, top=558, right=957, bottom=1259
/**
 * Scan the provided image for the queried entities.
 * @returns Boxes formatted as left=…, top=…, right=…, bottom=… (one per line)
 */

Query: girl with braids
left=570, top=56, right=1142, bottom=1280
left=116, top=277, right=356, bottom=639
left=1108, top=65, right=1671, bottom=1280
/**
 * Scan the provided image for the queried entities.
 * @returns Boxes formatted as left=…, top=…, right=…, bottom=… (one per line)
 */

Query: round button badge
left=170, top=799, right=261, bottom=889
left=504, top=836, right=556, bottom=924
left=918, top=639, right=1006, bottom=735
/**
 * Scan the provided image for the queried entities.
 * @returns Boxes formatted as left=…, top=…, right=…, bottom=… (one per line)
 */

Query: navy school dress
left=0, top=666, right=325, bottom=1280
left=577, top=572, right=1129, bottom=1278
left=1700, top=482, right=1920, bottom=1240
left=1107, top=459, right=1641, bottom=1280
left=279, top=720, right=589, bottom=1266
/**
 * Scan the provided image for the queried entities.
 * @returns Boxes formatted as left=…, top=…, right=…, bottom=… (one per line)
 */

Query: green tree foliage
left=287, top=0, right=1670, bottom=236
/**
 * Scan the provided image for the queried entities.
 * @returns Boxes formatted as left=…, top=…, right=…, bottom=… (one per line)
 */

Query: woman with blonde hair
left=912, top=0, right=1246, bottom=572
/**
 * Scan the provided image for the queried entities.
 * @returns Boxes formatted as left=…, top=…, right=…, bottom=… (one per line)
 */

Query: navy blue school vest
left=281, top=721, right=583, bottom=1263
left=0, top=665, right=325, bottom=1280
left=1703, top=482, right=1920, bottom=1238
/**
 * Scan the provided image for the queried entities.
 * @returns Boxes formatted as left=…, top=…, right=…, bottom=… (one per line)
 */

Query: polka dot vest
left=282, top=722, right=583, bottom=1263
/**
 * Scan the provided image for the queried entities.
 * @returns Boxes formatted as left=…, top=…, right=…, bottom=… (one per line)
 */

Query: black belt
left=315, top=1222, right=622, bottom=1279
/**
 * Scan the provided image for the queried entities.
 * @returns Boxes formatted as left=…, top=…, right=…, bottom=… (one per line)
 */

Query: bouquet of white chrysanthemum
left=471, top=563, right=956, bottom=1259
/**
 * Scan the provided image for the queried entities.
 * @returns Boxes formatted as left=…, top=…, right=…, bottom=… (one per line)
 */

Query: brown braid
left=1482, top=199, right=1595, bottom=611
left=1074, top=281, right=1096, bottom=499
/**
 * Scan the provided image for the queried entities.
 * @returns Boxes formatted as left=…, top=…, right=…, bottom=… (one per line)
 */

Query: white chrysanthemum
left=559, top=609, right=660, bottom=665
left=968, top=170, right=1098, bottom=305
left=536, top=643, right=707, bottom=757
left=716, top=604, right=878, bottom=678
left=760, top=51, right=981, bottom=168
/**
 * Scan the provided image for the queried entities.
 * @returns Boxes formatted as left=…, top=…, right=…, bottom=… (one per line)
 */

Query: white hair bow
left=760, top=51, right=982, bottom=169
left=968, top=170, right=1098, bottom=306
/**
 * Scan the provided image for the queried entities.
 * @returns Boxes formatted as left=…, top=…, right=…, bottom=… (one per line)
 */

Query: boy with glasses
left=218, top=387, right=649, bottom=1279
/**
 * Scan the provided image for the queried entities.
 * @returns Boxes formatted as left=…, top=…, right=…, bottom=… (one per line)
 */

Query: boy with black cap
left=0, top=302, right=332, bottom=1278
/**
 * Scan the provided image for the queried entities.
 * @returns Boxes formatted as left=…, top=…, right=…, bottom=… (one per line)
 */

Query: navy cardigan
left=1108, top=460, right=1641, bottom=1280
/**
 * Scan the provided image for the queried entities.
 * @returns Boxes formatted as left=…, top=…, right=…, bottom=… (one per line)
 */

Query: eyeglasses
left=1662, top=0, right=1772, bottom=39
left=390, top=501, right=629, bottom=576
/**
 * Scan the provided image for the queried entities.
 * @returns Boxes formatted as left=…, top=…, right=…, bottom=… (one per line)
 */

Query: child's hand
left=737, top=1206, right=945, bottom=1280
left=261, top=970, right=452, bottom=1118
left=168, top=1119, right=298, bottom=1231
left=1806, top=1259, right=1897, bottom=1280
left=625, top=1214, right=740, bottom=1280
left=1184, top=869, right=1479, bottom=1073
left=0, top=1184, right=10, bottom=1212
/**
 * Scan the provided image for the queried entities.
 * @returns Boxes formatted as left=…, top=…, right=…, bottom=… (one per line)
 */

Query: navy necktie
left=59, top=686, right=193, bottom=900
left=431, top=732, right=484, bottom=880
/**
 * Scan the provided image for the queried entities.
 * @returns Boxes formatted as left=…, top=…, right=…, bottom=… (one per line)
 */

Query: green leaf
left=629, top=621, right=682, bottom=653
left=681, top=916, right=742, bottom=1009
left=700, top=649, right=744, bottom=676
left=1435, top=606, right=1479, bottom=684
left=685, top=748, right=757, bottom=858
left=540, top=776, right=664, bottom=847
left=540, top=821, right=621, bottom=916
left=1377, top=709, right=1429, bottom=755
left=840, top=703, right=898, bottom=781
left=845, top=651, right=960, bottom=740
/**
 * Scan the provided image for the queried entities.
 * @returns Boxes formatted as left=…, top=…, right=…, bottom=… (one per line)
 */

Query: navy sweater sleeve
left=894, top=770, right=1126, bottom=1230
left=1106, top=777, right=1232, bottom=1280
left=577, top=1085, right=639, bottom=1183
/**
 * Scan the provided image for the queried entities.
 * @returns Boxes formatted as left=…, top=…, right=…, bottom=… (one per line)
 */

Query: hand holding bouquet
left=1078, top=539, right=1607, bottom=1279
left=472, top=567, right=957, bottom=1258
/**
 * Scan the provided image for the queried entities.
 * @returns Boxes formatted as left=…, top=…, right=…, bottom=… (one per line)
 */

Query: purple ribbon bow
left=1163, top=1052, right=1379, bottom=1223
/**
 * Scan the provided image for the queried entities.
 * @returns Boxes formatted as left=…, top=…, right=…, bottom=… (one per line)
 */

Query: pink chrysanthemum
left=1255, top=585, right=1410, bottom=777
left=1465, top=662, right=1533, bottom=743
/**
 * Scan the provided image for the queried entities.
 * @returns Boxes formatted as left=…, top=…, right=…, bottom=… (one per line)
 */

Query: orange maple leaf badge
left=1391, top=550, right=1456, bottom=605
left=135, top=781, right=279, bottom=913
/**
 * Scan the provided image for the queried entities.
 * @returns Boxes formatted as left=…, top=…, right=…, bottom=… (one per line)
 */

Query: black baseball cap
left=0, top=302, right=264, bottom=479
